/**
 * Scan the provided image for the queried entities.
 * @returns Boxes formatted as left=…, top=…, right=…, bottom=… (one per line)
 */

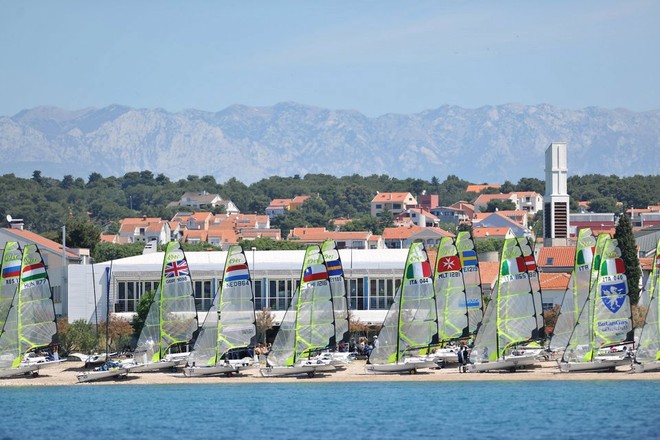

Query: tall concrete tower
left=543, top=142, right=570, bottom=246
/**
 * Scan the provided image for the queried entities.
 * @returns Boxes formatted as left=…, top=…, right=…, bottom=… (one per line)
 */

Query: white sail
left=322, top=240, right=349, bottom=345
left=434, top=236, right=469, bottom=342
left=134, top=241, right=198, bottom=364
left=455, top=231, right=483, bottom=333
left=470, top=237, right=542, bottom=364
left=188, top=245, right=256, bottom=368
left=0, top=242, right=22, bottom=332
left=267, top=245, right=335, bottom=367
left=517, top=237, right=544, bottom=335
left=0, top=244, right=57, bottom=370
left=634, top=239, right=660, bottom=368
left=550, top=228, right=596, bottom=351
left=369, top=243, right=436, bottom=365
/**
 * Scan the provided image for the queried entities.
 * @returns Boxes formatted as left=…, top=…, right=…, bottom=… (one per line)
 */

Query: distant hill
left=1, top=103, right=658, bottom=183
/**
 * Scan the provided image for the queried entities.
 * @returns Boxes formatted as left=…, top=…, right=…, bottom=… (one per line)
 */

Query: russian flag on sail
left=437, top=255, right=460, bottom=273
left=225, top=263, right=249, bottom=282
left=600, top=258, right=625, bottom=276
left=325, top=259, right=343, bottom=277
left=303, top=264, right=327, bottom=282
left=2, top=260, right=21, bottom=279
left=459, top=250, right=478, bottom=267
left=22, top=262, right=46, bottom=282
left=501, top=257, right=525, bottom=276
left=406, top=261, right=431, bottom=279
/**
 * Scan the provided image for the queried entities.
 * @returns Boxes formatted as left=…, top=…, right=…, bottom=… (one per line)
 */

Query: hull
left=125, top=360, right=179, bottom=373
left=77, top=368, right=128, bottom=383
left=26, top=359, right=66, bottom=370
left=467, top=353, right=539, bottom=372
left=558, top=356, right=630, bottom=372
left=0, top=364, right=41, bottom=378
left=633, top=361, right=660, bottom=373
left=259, top=365, right=317, bottom=377
left=365, top=359, right=435, bottom=374
left=182, top=364, right=237, bottom=377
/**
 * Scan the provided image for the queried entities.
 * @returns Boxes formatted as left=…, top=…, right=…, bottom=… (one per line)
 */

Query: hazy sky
left=1, top=1, right=658, bottom=117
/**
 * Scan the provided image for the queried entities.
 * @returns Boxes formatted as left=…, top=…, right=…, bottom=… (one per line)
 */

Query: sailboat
left=0, top=244, right=60, bottom=378
left=633, top=238, right=660, bottom=372
left=260, top=245, right=336, bottom=377
left=549, top=228, right=596, bottom=355
left=319, top=240, right=352, bottom=367
left=559, top=235, right=634, bottom=372
left=366, top=242, right=438, bottom=374
left=456, top=231, right=484, bottom=334
left=125, top=241, right=198, bottom=373
left=427, top=236, right=470, bottom=365
left=183, top=245, right=257, bottom=377
left=467, top=237, right=544, bottom=372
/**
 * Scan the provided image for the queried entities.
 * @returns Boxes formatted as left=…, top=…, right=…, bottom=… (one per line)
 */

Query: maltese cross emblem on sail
left=600, top=281, right=626, bottom=313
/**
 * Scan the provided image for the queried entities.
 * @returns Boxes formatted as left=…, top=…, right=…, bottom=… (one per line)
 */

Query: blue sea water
left=2, top=381, right=659, bottom=440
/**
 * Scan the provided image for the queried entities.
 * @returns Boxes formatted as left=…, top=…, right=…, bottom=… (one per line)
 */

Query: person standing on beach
left=457, top=346, right=464, bottom=373
left=462, top=345, right=469, bottom=372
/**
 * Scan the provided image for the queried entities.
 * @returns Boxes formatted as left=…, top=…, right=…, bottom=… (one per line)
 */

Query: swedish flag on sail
left=326, top=259, right=343, bottom=277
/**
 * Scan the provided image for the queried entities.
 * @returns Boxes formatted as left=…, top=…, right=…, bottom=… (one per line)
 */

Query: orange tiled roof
left=473, top=193, right=513, bottom=205
left=466, top=184, right=501, bottom=193
left=371, top=192, right=413, bottom=203
left=472, top=227, right=511, bottom=238
left=537, top=246, right=575, bottom=267
left=1, top=228, right=81, bottom=259
left=639, top=257, right=654, bottom=271
left=479, top=261, right=499, bottom=286
left=539, top=272, right=571, bottom=290
left=382, top=225, right=424, bottom=239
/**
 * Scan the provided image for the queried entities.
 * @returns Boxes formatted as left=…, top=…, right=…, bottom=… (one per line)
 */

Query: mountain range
left=1, top=102, right=658, bottom=184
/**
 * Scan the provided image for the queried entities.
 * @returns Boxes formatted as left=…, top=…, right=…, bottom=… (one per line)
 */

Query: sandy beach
left=2, top=359, right=659, bottom=386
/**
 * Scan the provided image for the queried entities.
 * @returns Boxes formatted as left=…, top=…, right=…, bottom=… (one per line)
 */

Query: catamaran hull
left=558, top=357, right=630, bottom=372
left=633, top=361, right=660, bottom=373
left=259, top=365, right=317, bottom=377
left=467, top=355, right=539, bottom=372
left=0, top=364, right=41, bottom=378
left=182, top=364, right=237, bottom=377
left=77, top=368, right=128, bottom=383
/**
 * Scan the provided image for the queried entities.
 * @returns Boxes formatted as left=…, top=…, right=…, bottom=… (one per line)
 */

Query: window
left=546, top=257, right=554, bottom=265
left=348, top=278, right=364, bottom=310
left=254, top=280, right=263, bottom=310
left=194, top=280, right=213, bottom=311
left=268, top=279, right=297, bottom=311
left=369, top=278, right=399, bottom=309
left=116, top=280, right=159, bottom=313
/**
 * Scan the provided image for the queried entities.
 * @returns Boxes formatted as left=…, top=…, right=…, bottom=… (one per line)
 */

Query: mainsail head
left=135, top=241, right=198, bottom=362
left=369, top=242, right=436, bottom=365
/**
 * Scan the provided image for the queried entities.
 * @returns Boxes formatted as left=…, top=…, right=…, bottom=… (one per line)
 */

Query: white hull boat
left=259, top=365, right=317, bottom=377
left=77, top=367, right=128, bottom=383
left=467, top=353, right=539, bottom=372
left=125, top=359, right=179, bottom=373
left=0, top=363, right=41, bottom=378
left=182, top=363, right=237, bottom=377
left=365, top=358, right=436, bottom=374
left=633, top=361, right=660, bottom=373
left=559, top=355, right=630, bottom=372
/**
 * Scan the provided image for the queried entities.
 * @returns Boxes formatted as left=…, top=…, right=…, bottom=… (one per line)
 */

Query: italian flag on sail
left=406, top=261, right=431, bottom=279
left=577, top=246, right=594, bottom=265
left=502, top=257, right=525, bottom=276
left=22, top=262, right=46, bottom=282
left=600, top=258, right=625, bottom=276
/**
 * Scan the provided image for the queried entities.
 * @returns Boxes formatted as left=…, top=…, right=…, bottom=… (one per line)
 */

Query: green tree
left=92, top=242, right=146, bottom=263
left=589, top=197, right=619, bottom=213
left=60, top=217, right=103, bottom=250
left=484, top=199, right=516, bottom=212
left=132, top=289, right=156, bottom=340
left=614, top=213, right=641, bottom=304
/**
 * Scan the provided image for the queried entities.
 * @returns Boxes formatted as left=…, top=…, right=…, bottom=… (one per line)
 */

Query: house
left=473, top=192, right=543, bottom=215
left=0, top=223, right=86, bottom=317
left=370, top=192, right=417, bottom=217
left=171, top=212, right=214, bottom=231
left=569, top=213, right=616, bottom=238
left=287, top=227, right=384, bottom=249
left=471, top=227, right=514, bottom=241
left=382, top=225, right=453, bottom=249
left=537, top=246, right=575, bottom=273
left=472, top=212, right=529, bottom=237
left=117, top=217, right=172, bottom=245
left=168, top=191, right=239, bottom=214
left=628, top=206, right=660, bottom=228
left=265, top=195, right=310, bottom=218
left=417, top=194, right=439, bottom=211
left=430, top=205, right=471, bottom=225
left=473, top=193, right=517, bottom=212
left=394, top=208, right=439, bottom=228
